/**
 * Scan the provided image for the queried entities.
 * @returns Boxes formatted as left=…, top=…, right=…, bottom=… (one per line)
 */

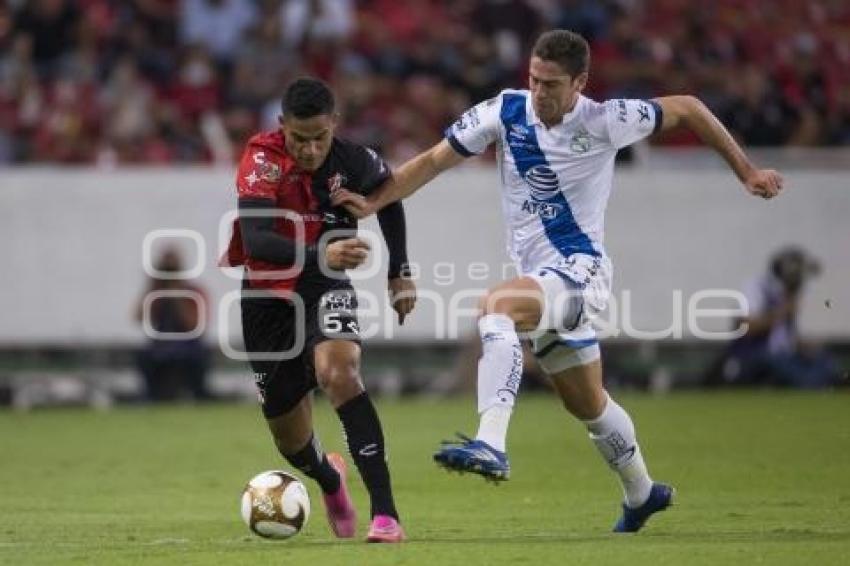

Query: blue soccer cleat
left=613, top=482, right=675, bottom=533
left=433, top=433, right=510, bottom=482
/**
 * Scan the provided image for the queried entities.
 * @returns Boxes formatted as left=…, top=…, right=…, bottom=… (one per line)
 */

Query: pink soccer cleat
left=323, top=453, right=357, bottom=538
left=366, top=515, right=406, bottom=543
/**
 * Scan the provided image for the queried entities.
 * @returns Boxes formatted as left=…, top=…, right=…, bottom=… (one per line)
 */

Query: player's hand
left=331, top=189, right=377, bottom=219
left=744, top=169, right=784, bottom=199
left=324, top=238, right=371, bottom=270
left=388, top=276, right=416, bottom=325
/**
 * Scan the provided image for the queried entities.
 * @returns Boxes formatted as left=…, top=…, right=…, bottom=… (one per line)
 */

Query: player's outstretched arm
left=653, top=95, right=784, bottom=199
left=332, top=139, right=465, bottom=218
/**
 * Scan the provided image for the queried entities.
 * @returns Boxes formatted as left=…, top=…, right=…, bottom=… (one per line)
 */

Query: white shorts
left=526, top=254, right=612, bottom=374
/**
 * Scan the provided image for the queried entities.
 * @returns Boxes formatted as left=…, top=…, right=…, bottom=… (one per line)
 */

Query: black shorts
left=241, top=280, right=360, bottom=418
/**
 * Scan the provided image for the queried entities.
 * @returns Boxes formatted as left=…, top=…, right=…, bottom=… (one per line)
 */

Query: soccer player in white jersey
left=333, top=30, right=783, bottom=532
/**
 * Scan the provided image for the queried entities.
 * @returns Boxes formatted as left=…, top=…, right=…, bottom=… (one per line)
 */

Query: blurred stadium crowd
left=1, top=0, right=849, bottom=165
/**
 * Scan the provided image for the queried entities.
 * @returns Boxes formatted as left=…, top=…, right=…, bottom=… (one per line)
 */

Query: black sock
left=282, top=434, right=341, bottom=495
left=336, top=392, right=399, bottom=520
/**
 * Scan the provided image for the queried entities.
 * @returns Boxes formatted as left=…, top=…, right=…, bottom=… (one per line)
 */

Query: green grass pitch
left=1, top=391, right=849, bottom=565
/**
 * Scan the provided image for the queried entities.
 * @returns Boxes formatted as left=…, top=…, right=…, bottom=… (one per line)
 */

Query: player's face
left=529, top=56, right=587, bottom=125
left=280, top=113, right=336, bottom=171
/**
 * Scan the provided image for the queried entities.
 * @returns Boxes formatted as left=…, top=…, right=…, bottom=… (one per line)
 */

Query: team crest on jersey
left=260, top=161, right=281, bottom=182
left=252, top=151, right=281, bottom=183
left=570, top=127, right=592, bottom=154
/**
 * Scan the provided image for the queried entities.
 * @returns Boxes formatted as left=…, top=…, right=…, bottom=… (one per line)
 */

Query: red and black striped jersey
left=223, top=130, right=392, bottom=295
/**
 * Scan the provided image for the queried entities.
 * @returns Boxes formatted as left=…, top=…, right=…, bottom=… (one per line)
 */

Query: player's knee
left=558, top=383, right=607, bottom=421
left=480, top=292, right=539, bottom=331
left=314, top=356, right=359, bottom=393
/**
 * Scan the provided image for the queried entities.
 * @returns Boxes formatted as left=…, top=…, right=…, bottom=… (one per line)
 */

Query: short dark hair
left=532, top=30, right=590, bottom=78
left=282, top=78, right=335, bottom=119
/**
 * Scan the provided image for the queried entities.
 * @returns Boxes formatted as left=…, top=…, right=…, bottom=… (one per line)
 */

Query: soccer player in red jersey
left=223, top=78, right=414, bottom=542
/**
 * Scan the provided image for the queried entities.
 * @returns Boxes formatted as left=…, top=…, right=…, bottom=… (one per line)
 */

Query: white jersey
left=445, top=90, right=661, bottom=273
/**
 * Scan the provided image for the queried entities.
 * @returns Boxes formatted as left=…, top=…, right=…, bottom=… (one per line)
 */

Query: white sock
left=476, top=405, right=512, bottom=452
left=584, top=395, right=653, bottom=508
left=474, top=314, right=523, bottom=453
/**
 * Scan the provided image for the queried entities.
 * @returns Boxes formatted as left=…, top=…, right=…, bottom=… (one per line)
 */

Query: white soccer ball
left=241, top=470, right=310, bottom=539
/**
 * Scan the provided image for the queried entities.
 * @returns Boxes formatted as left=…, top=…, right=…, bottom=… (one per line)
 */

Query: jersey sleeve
left=235, top=145, right=282, bottom=200
left=353, top=145, right=392, bottom=194
left=444, top=95, right=502, bottom=157
left=604, top=99, right=663, bottom=149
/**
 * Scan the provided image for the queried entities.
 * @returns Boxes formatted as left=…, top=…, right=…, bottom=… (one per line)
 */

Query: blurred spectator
left=230, top=11, right=299, bottom=112
left=280, top=0, right=354, bottom=49
left=118, top=2, right=180, bottom=86
left=472, top=0, right=543, bottom=73
left=720, top=65, right=802, bottom=146
left=13, top=0, right=80, bottom=78
left=179, top=0, right=256, bottom=67
left=552, top=0, right=610, bottom=44
left=825, top=88, right=850, bottom=145
left=135, top=247, right=212, bottom=402
left=705, top=247, right=841, bottom=389
left=1, top=0, right=848, bottom=164
left=33, top=76, right=99, bottom=162
left=168, top=46, right=221, bottom=120
left=131, top=0, right=179, bottom=50
left=98, top=57, right=156, bottom=161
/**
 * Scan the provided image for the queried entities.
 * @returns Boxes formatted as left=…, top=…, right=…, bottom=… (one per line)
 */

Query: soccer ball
left=241, top=470, right=310, bottom=539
